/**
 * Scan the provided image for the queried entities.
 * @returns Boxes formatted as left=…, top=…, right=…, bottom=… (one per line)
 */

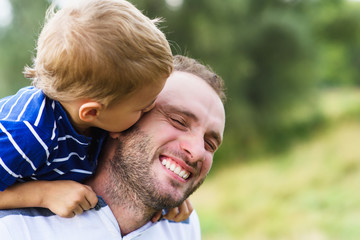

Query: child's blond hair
left=24, top=0, right=173, bottom=107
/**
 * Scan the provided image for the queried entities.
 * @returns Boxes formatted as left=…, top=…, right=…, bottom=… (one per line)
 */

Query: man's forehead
left=157, top=71, right=225, bottom=136
left=159, top=71, right=220, bottom=100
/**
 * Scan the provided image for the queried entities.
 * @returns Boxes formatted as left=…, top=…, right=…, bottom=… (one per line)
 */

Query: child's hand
left=41, top=180, right=98, bottom=218
left=151, top=198, right=193, bottom=223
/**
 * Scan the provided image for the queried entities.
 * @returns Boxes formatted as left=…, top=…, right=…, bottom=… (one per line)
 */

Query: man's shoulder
left=0, top=197, right=121, bottom=240
left=0, top=206, right=54, bottom=219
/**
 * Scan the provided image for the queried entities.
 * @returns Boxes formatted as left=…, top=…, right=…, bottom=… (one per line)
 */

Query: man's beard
left=106, top=127, right=204, bottom=212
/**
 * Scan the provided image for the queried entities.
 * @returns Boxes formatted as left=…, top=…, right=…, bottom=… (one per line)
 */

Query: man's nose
left=179, top=133, right=206, bottom=162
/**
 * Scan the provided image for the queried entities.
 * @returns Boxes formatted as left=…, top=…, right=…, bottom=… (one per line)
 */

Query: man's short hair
left=173, top=55, right=226, bottom=104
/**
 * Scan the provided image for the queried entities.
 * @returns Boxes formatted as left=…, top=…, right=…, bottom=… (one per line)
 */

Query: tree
left=0, top=0, right=48, bottom=97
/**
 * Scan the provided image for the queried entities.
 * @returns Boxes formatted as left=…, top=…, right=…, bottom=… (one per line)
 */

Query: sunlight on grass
left=318, top=88, right=360, bottom=120
left=192, top=90, right=360, bottom=239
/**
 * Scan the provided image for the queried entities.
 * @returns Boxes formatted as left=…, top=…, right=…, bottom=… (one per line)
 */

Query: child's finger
left=72, top=205, right=84, bottom=216
left=173, top=199, right=194, bottom=222
left=185, top=199, right=194, bottom=214
left=172, top=202, right=189, bottom=222
left=151, top=210, right=163, bottom=223
left=79, top=200, right=91, bottom=211
left=163, top=207, right=179, bottom=220
left=84, top=185, right=99, bottom=208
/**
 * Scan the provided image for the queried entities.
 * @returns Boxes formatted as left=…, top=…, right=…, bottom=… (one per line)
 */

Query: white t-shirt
left=0, top=197, right=201, bottom=240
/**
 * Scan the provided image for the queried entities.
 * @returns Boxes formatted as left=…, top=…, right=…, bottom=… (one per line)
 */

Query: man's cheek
left=198, top=158, right=212, bottom=177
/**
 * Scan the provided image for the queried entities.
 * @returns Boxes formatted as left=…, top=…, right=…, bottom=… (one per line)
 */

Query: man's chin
left=155, top=196, right=185, bottom=210
left=148, top=186, right=188, bottom=210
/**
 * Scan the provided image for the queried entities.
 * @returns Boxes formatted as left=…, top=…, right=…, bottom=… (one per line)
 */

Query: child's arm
left=151, top=198, right=193, bottom=223
left=0, top=180, right=98, bottom=218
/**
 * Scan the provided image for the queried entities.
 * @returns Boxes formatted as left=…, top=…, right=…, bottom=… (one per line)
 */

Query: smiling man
left=0, top=55, right=226, bottom=239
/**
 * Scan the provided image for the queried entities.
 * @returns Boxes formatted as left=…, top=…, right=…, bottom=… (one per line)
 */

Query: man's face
left=110, top=71, right=225, bottom=209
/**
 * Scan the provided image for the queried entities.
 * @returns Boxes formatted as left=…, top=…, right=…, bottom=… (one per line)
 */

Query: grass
left=191, top=88, right=360, bottom=240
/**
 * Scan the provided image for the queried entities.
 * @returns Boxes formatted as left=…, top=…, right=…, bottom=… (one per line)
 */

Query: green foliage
left=316, top=3, right=360, bottom=86
left=131, top=0, right=324, bottom=160
left=193, top=93, right=360, bottom=238
left=0, top=0, right=48, bottom=97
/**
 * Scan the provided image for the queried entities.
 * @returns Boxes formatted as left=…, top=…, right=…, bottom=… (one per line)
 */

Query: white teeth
left=179, top=170, right=185, bottom=177
left=161, top=158, right=190, bottom=180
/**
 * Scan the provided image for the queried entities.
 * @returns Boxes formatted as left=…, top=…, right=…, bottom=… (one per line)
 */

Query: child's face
left=96, top=79, right=166, bottom=132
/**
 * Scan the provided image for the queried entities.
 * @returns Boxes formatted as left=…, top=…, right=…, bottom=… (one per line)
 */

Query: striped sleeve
left=0, top=120, right=54, bottom=191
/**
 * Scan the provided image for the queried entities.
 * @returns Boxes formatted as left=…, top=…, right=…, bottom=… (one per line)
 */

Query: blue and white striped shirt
left=0, top=86, right=107, bottom=191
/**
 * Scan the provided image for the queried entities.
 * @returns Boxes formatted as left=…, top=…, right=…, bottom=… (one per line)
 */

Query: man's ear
left=79, top=101, right=103, bottom=122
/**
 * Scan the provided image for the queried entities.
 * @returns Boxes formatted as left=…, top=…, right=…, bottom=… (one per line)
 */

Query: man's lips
left=160, top=156, right=191, bottom=180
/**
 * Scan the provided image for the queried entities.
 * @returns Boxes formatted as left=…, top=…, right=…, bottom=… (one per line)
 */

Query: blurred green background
left=1, top=0, right=360, bottom=239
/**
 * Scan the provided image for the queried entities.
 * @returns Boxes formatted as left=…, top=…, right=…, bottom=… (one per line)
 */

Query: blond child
left=0, top=0, right=191, bottom=221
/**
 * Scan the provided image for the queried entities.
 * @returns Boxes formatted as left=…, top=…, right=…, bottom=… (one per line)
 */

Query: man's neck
left=86, top=148, right=157, bottom=236
left=106, top=197, right=155, bottom=236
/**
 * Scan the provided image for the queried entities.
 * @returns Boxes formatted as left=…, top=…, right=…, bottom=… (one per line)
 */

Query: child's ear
left=79, top=101, right=103, bottom=122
